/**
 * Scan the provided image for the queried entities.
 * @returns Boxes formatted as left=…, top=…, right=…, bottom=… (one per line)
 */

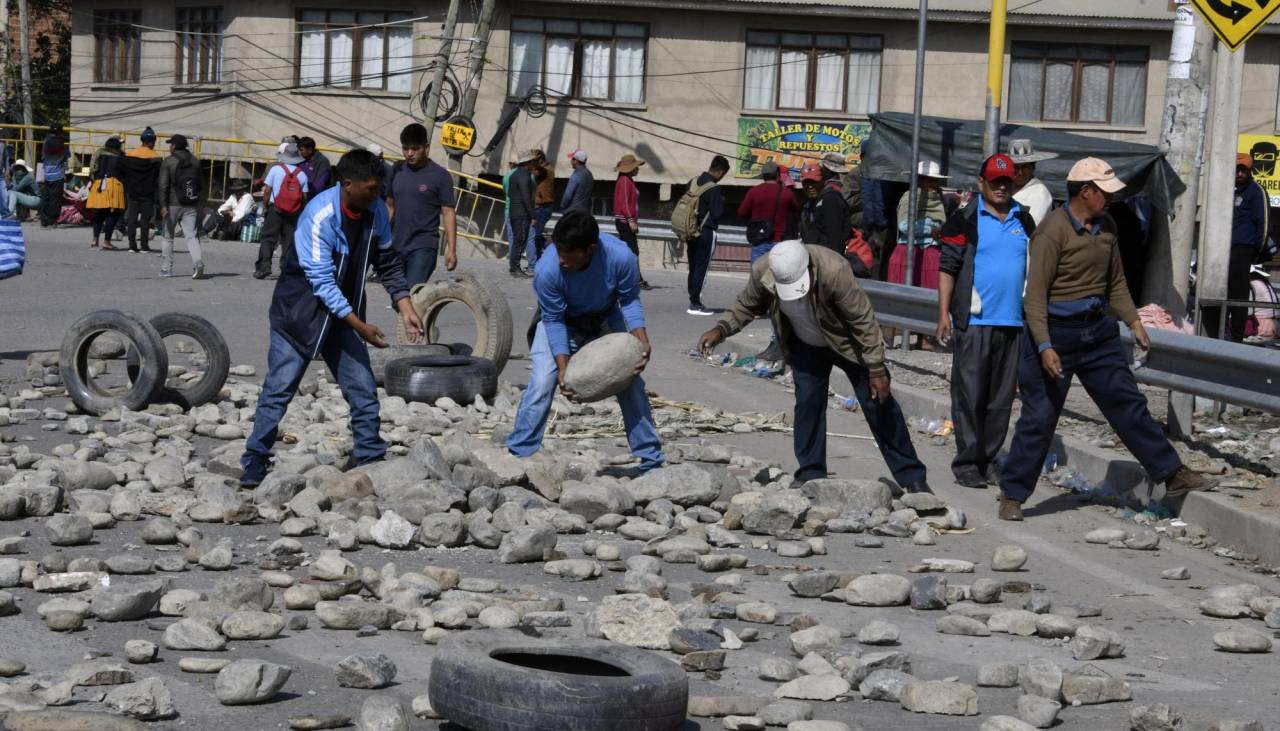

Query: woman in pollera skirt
left=86, top=136, right=127, bottom=250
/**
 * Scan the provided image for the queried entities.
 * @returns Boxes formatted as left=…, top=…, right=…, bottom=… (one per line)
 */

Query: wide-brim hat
left=615, top=154, right=644, bottom=173
left=1007, top=138, right=1058, bottom=164
left=819, top=152, right=850, bottom=174
left=277, top=142, right=304, bottom=165
left=516, top=149, right=540, bottom=165
left=916, top=160, right=949, bottom=180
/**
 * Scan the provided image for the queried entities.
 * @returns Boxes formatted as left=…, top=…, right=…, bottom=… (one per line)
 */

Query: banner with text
left=1239, top=134, right=1280, bottom=207
left=736, top=117, right=870, bottom=180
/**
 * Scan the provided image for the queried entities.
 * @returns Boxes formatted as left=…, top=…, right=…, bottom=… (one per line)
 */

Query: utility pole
left=1152, top=1, right=1212, bottom=438
left=1198, top=41, right=1244, bottom=339
left=17, top=0, right=33, bottom=163
left=983, top=0, right=1007, bottom=157
left=1, top=0, right=10, bottom=122
left=902, top=0, right=927, bottom=351
left=422, top=0, right=460, bottom=132
left=448, top=0, right=496, bottom=171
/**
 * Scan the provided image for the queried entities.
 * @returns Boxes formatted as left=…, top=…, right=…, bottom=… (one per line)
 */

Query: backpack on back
left=272, top=164, right=305, bottom=215
left=671, top=178, right=718, bottom=241
left=174, top=156, right=201, bottom=206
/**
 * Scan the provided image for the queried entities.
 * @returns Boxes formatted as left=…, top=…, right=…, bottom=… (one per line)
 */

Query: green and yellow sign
left=736, top=117, right=870, bottom=179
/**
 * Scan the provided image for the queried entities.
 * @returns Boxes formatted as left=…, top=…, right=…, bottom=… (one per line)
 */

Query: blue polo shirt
left=971, top=197, right=1030, bottom=327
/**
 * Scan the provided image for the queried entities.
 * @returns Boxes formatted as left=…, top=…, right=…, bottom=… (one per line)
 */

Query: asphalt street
left=1, top=225, right=1278, bottom=729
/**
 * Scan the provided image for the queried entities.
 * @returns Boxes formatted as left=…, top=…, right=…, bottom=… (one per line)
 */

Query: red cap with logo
left=981, top=153, right=1016, bottom=182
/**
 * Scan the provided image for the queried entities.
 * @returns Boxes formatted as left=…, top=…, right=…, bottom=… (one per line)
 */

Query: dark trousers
left=39, top=180, right=63, bottom=226
left=403, top=247, right=438, bottom=290
left=1204, top=245, right=1259, bottom=341
left=509, top=216, right=531, bottom=271
left=616, top=220, right=648, bottom=284
left=687, top=228, right=716, bottom=308
left=257, top=206, right=299, bottom=276
left=1000, top=316, right=1182, bottom=503
left=91, top=208, right=123, bottom=242
left=531, top=205, right=553, bottom=255
left=125, top=197, right=155, bottom=251
left=950, top=325, right=1020, bottom=478
left=789, top=337, right=927, bottom=486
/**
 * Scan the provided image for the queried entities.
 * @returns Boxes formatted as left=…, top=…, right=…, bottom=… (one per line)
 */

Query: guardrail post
left=1167, top=391, right=1194, bottom=440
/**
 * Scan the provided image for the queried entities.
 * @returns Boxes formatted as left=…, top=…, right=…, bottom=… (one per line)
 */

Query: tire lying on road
left=428, top=632, right=689, bottom=731
left=60, top=310, right=169, bottom=416
left=384, top=355, right=497, bottom=404
left=146, top=312, right=231, bottom=409
left=398, top=274, right=513, bottom=376
left=368, top=343, right=451, bottom=386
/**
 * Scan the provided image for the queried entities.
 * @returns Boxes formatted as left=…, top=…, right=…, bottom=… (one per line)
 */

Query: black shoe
left=339, top=455, right=384, bottom=472
left=509, top=267, right=529, bottom=278
left=755, top=342, right=784, bottom=363
left=953, top=469, right=988, bottom=489
left=902, top=480, right=934, bottom=495
left=984, top=464, right=1002, bottom=486
left=252, top=270, right=269, bottom=280
left=639, top=279, right=653, bottom=291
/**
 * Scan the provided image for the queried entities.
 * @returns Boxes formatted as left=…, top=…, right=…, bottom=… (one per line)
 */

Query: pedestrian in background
left=699, top=239, right=931, bottom=494
left=86, top=136, right=127, bottom=250
left=1206, top=153, right=1269, bottom=341
left=613, top=153, right=650, bottom=290
left=812, top=152, right=852, bottom=256
left=121, top=127, right=161, bottom=253
left=156, top=134, right=205, bottom=279
left=561, top=149, right=594, bottom=215
left=686, top=155, right=729, bottom=316
left=297, top=137, right=332, bottom=196
left=797, top=163, right=823, bottom=245
left=1008, top=138, right=1057, bottom=226
left=507, top=150, right=538, bottom=277
left=386, top=123, right=458, bottom=289
left=4, top=161, right=39, bottom=220
left=530, top=149, right=555, bottom=262
left=39, top=125, right=68, bottom=227
left=936, top=154, right=1036, bottom=489
left=738, top=159, right=801, bottom=361
left=1247, top=264, right=1278, bottom=343
left=997, top=157, right=1211, bottom=521
left=254, top=141, right=310, bottom=279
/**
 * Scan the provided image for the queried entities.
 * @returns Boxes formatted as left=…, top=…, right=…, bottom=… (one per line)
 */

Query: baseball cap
left=568, top=149, right=588, bottom=163
left=1066, top=157, right=1125, bottom=194
left=800, top=163, right=823, bottom=183
left=980, top=153, right=1017, bottom=182
left=1237, top=153, right=1254, bottom=169
left=165, top=133, right=188, bottom=149
left=770, top=240, right=812, bottom=302
left=761, top=160, right=780, bottom=177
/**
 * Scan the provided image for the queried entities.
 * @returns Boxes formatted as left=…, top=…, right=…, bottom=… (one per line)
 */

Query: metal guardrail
left=859, top=279, right=1280, bottom=415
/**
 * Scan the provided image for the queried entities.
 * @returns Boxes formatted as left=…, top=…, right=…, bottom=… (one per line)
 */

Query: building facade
left=68, top=0, right=1280, bottom=211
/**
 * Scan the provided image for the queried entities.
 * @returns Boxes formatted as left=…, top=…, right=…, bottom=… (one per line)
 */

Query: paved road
left=1, top=225, right=1277, bottom=729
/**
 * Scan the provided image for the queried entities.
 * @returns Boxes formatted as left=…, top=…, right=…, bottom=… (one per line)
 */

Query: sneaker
left=954, top=469, right=988, bottom=489
left=252, top=270, right=269, bottom=280
left=159, top=270, right=173, bottom=278
left=192, top=263, right=205, bottom=280
left=509, top=267, right=530, bottom=278
left=997, top=495, right=1024, bottom=521
left=1164, top=466, right=1214, bottom=498
left=639, top=279, right=653, bottom=291
left=755, top=341, right=783, bottom=362
left=687, top=306, right=715, bottom=316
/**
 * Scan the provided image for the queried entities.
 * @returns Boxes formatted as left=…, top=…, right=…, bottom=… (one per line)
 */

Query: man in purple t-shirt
left=386, top=123, right=458, bottom=287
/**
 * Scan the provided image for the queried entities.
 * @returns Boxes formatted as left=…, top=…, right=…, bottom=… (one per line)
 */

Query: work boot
left=953, top=468, right=987, bottom=489
left=901, top=480, right=933, bottom=495
left=1164, top=466, right=1214, bottom=498
left=755, top=341, right=783, bottom=363
left=997, top=495, right=1024, bottom=521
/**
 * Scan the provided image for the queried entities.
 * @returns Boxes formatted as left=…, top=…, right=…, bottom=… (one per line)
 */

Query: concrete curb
left=717, top=331, right=1276, bottom=565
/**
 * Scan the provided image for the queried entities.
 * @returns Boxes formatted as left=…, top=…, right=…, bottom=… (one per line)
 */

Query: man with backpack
left=254, top=141, right=310, bottom=279
left=676, top=155, right=729, bottom=316
left=157, top=134, right=206, bottom=279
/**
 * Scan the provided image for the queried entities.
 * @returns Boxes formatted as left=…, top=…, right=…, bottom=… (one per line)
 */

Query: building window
left=176, top=7, right=222, bottom=84
left=507, top=18, right=648, bottom=104
left=297, top=10, right=414, bottom=93
left=743, top=31, right=882, bottom=115
left=1009, top=42, right=1148, bottom=126
left=94, top=10, right=142, bottom=83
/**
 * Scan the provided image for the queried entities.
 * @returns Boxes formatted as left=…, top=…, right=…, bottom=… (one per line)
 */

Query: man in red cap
left=1206, top=153, right=1270, bottom=341
left=935, top=153, right=1037, bottom=489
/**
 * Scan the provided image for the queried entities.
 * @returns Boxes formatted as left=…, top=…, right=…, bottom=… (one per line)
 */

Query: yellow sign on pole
left=440, top=117, right=476, bottom=153
left=1190, top=0, right=1280, bottom=50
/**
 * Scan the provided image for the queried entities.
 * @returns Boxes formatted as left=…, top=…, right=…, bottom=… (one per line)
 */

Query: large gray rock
left=592, top=594, right=680, bottom=649
left=371, top=511, right=417, bottom=549
left=1060, top=674, right=1131, bottom=705
left=90, top=579, right=167, bottom=622
left=53, top=460, right=118, bottom=491
left=742, top=492, right=810, bottom=536
left=844, top=574, right=911, bottom=606
left=335, top=652, right=397, bottom=689
left=774, top=675, right=850, bottom=701
left=496, top=522, right=557, bottom=563
left=417, top=512, right=467, bottom=548
left=1071, top=625, right=1126, bottom=660
left=899, top=681, right=978, bottom=715
left=355, top=458, right=429, bottom=499
left=980, top=717, right=1037, bottom=731
left=214, top=660, right=291, bottom=705
left=1213, top=630, right=1272, bottom=653
left=626, top=463, right=723, bottom=507
left=211, top=576, right=274, bottom=611
left=46, top=514, right=94, bottom=546
left=859, top=669, right=915, bottom=702
left=221, top=611, right=286, bottom=640
left=1130, top=704, right=1184, bottom=731
left=800, top=479, right=892, bottom=513
left=1016, top=694, right=1061, bottom=728
left=253, top=472, right=306, bottom=506
left=562, top=333, right=645, bottom=402
left=163, top=618, right=226, bottom=651
left=360, top=695, right=411, bottom=731
left=559, top=482, right=635, bottom=521
left=143, top=457, right=186, bottom=490
left=103, top=678, right=177, bottom=720
left=315, top=601, right=398, bottom=630
left=1020, top=659, right=1063, bottom=701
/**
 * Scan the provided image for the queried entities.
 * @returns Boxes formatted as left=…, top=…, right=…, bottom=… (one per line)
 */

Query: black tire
left=399, top=274, right=514, bottom=375
left=384, top=355, right=497, bottom=404
left=59, top=310, right=169, bottom=416
left=368, top=343, right=452, bottom=386
left=429, top=632, right=688, bottom=731
left=148, top=312, right=231, bottom=408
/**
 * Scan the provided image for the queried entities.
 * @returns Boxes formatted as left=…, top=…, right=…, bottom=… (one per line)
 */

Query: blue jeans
left=529, top=205, right=552, bottom=264
left=507, top=322, right=663, bottom=469
left=751, top=242, right=779, bottom=343
left=509, top=216, right=531, bottom=271
left=402, top=247, right=438, bottom=289
left=241, top=326, right=386, bottom=476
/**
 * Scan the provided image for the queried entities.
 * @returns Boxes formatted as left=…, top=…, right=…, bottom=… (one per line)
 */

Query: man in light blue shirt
left=254, top=141, right=311, bottom=279
left=507, top=210, right=662, bottom=470
left=936, top=154, right=1036, bottom=488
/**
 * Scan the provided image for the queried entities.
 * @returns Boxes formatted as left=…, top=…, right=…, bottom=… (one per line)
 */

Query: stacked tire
left=398, top=274, right=513, bottom=375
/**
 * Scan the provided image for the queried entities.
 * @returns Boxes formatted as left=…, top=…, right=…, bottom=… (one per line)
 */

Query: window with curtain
left=175, top=7, right=222, bottom=85
left=1009, top=42, right=1148, bottom=126
left=743, top=31, right=882, bottom=114
left=296, top=10, right=414, bottom=91
left=94, top=10, right=142, bottom=83
left=506, top=18, right=648, bottom=103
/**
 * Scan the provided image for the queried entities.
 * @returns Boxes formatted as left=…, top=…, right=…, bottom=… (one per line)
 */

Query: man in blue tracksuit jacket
left=240, top=149, right=424, bottom=486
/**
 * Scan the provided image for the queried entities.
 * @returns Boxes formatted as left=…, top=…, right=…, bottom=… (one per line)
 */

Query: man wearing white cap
left=698, top=240, right=931, bottom=493
left=561, top=149, right=594, bottom=215
left=1007, top=138, right=1057, bottom=226
left=997, top=157, right=1212, bottom=521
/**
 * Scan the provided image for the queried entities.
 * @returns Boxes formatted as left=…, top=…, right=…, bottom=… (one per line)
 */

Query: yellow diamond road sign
left=1191, top=0, right=1280, bottom=50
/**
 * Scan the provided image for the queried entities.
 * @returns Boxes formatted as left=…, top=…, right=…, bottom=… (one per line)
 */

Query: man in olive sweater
left=997, top=158, right=1211, bottom=521
left=698, top=240, right=930, bottom=494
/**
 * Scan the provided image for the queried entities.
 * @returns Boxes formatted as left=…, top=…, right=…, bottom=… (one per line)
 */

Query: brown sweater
left=1023, top=205, right=1139, bottom=349
left=534, top=163, right=556, bottom=207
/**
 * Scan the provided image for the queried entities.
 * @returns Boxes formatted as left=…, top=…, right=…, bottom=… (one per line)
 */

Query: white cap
left=568, top=148, right=588, bottom=163
left=12, top=159, right=27, bottom=169
left=770, top=240, right=812, bottom=302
